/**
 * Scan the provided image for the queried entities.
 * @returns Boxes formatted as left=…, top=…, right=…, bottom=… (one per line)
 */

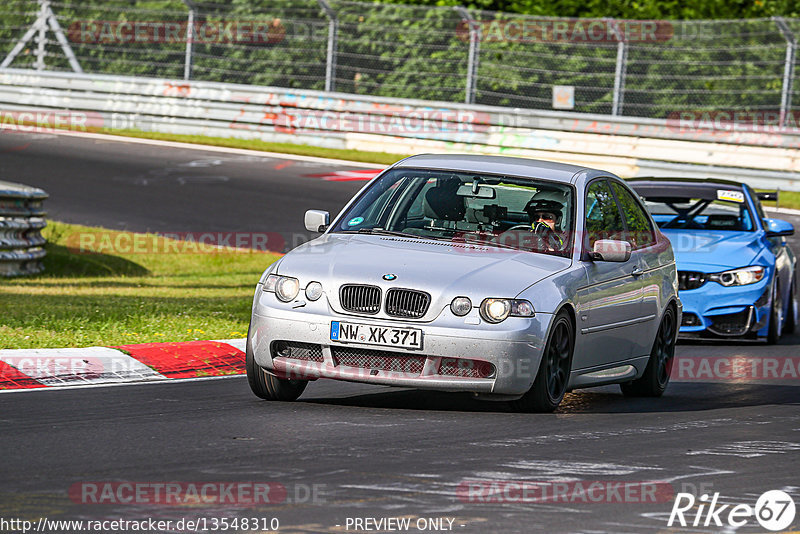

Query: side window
left=611, top=182, right=657, bottom=249
left=585, top=179, right=625, bottom=248
left=748, top=186, right=767, bottom=225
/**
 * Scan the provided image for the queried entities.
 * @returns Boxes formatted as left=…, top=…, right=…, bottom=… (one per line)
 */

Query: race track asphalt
left=1, top=130, right=798, bottom=533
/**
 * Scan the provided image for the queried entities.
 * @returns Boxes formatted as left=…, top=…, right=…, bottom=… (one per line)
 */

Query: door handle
left=631, top=267, right=644, bottom=277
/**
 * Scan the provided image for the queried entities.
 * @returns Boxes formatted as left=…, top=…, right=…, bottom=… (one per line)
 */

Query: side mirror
left=590, top=239, right=632, bottom=262
left=764, top=218, right=794, bottom=238
left=305, top=210, right=330, bottom=233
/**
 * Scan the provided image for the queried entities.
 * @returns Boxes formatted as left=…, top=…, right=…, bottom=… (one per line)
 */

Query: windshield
left=641, top=195, right=755, bottom=232
left=331, top=168, right=574, bottom=257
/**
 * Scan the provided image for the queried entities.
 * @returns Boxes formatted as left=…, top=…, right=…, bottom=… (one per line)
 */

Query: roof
left=393, top=154, right=594, bottom=183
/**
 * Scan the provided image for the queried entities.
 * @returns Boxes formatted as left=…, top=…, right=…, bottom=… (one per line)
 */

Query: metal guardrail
left=1, top=68, right=800, bottom=191
left=0, top=180, right=47, bottom=277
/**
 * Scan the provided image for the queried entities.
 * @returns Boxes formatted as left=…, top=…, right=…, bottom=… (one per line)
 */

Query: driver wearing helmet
left=524, top=192, right=566, bottom=250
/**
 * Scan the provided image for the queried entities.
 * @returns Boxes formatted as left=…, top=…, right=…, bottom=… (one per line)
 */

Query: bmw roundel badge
left=383, top=273, right=397, bottom=281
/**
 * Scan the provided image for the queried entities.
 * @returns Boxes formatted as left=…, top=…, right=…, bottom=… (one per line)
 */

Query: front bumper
left=678, top=275, right=771, bottom=338
left=249, top=288, right=553, bottom=396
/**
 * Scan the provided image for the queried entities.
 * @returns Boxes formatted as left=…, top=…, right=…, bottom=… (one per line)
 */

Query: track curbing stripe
left=0, top=339, right=247, bottom=390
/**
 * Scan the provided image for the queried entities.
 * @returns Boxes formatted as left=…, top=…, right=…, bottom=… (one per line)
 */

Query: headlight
left=263, top=274, right=300, bottom=302
left=480, top=298, right=534, bottom=323
left=305, top=281, right=323, bottom=301
left=450, top=296, right=472, bottom=316
left=709, top=266, right=766, bottom=287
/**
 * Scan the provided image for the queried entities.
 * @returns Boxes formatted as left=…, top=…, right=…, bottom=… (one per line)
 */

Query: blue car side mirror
left=764, top=218, right=795, bottom=238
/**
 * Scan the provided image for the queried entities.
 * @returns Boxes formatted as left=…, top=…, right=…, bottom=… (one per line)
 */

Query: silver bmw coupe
left=247, top=155, right=680, bottom=412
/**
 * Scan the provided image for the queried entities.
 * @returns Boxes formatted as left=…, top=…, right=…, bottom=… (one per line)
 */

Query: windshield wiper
left=343, top=228, right=424, bottom=239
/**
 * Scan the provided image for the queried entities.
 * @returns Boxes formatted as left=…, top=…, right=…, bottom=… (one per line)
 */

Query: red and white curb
left=305, top=169, right=382, bottom=181
left=0, top=339, right=246, bottom=391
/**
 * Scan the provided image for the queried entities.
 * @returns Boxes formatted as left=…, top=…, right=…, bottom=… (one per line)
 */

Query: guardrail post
left=34, top=0, right=47, bottom=70
left=774, top=17, right=796, bottom=128
left=610, top=19, right=628, bottom=116
left=182, top=0, right=197, bottom=80
left=1, top=0, right=82, bottom=72
left=317, top=0, right=338, bottom=92
left=454, top=7, right=479, bottom=105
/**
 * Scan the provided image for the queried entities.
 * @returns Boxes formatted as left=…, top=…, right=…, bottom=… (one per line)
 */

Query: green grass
left=91, top=127, right=409, bottom=166
left=756, top=190, right=800, bottom=211
left=0, top=221, right=281, bottom=349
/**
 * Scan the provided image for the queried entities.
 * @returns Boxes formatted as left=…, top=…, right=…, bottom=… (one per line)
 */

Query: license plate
left=330, top=321, right=423, bottom=350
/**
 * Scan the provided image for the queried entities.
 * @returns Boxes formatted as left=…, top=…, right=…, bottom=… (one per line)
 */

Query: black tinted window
left=612, top=182, right=656, bottom=249
left=585, top=180, right=625, bottom=248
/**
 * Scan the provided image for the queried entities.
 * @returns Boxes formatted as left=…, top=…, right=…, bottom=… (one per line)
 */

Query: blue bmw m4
left=629, top=178, right=797, bottom=343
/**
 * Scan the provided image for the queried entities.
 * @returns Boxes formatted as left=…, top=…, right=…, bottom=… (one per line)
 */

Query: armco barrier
left=1, top=68, right=800, bottom=191
left=0, top=180, right=47, bottom=277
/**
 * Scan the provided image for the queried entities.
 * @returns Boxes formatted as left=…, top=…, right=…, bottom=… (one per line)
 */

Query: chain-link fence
left=1, top=0, right=799, bottom=124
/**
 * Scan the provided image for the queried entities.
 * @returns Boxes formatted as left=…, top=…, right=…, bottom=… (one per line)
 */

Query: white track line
left=766, top=206, right=800, bottom=216
left=20, top=127, right=382, bottom=168
left=0, top=373, right=245, bottom=394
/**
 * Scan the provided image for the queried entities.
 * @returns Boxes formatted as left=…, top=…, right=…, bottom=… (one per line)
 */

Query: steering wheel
left=504, top=224, right=534, bottom=233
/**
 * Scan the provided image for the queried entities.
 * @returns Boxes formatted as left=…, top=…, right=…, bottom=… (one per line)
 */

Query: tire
left=511, top=310, right=574, bottom=413
left=767, top=278, right=782, bottom=345
left=621, top=306, right=676, bottom=398
left=245, top=325, right=307, bottom=401
left=783, top=276, right=797, bottom=335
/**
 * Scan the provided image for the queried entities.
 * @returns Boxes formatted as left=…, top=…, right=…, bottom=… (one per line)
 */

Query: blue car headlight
left=708, top=266, right=766, bottom=287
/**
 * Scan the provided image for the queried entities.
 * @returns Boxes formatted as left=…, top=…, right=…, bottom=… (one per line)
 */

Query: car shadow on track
left=557, top=382, right=800, bottom=413
left=677, top=332, right=800, bottom=347
left=298, top=331, right=800, bottom=415
left=302, top=388, right=506, bottom=413
left=300, top=380, right=799, bottom=415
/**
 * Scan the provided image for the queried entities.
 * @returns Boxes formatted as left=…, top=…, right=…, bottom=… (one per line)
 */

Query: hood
left=275, top=233, right=571, bottom=319
left=660, top=229, right=764, bottom=271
